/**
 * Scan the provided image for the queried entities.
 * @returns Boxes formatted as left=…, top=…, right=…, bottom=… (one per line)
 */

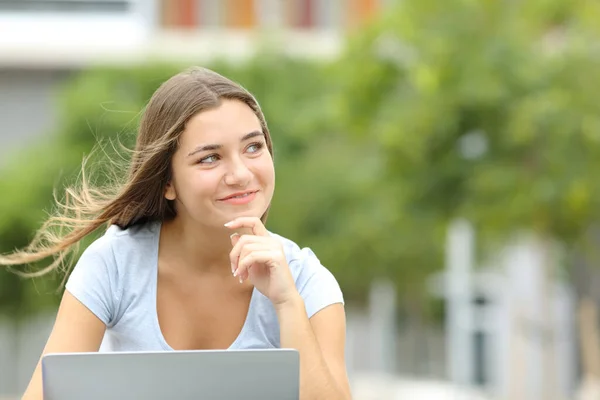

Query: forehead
left=180, top=99, right=262, bottom=147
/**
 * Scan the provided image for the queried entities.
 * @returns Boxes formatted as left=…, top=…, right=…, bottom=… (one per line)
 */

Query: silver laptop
left=42, top=348, right=299, bottom=400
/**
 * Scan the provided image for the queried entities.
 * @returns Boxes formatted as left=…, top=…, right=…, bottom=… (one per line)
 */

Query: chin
left=218, top=206, right=262, bottom=219
left=238, top=209, right=265, bottom=219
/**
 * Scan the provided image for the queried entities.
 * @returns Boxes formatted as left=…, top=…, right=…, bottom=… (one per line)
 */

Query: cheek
left=178, top=169, right=221, bottom=199
left=256, top=158, right=275, bottom=183
left=195, top=172, right=222, bottom=194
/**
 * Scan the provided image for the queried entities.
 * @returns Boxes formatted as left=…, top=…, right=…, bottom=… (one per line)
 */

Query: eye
left=198, top=154, right=219, bottom=164
left=246, top=142, right=264, bottom=154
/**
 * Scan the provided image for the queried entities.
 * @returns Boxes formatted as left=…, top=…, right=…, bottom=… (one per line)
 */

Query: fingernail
left=231, top=263, right=236, bottom=274
left=224, top=221, right=233, bottom=227
left=239, top=277, right=243, bottom=284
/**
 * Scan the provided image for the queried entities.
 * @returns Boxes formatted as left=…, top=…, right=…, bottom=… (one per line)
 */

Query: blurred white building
left=430, top=221, right=578, bottom=400
left=0, top=0, right=389, bottom=158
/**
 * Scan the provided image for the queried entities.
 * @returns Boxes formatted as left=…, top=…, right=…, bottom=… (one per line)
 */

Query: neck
left=159, top=217, right=233, bottom=276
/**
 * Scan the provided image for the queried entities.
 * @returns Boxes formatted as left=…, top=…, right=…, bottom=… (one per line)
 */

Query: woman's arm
left=225, top=217, right=351, bottom=399
left=276, top=299, right=352, bottom=400
left=21, top=290, right=106, bottom=400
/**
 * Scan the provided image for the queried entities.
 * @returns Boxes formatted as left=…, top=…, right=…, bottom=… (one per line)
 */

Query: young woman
left=2, top=67, right=351, bottom=399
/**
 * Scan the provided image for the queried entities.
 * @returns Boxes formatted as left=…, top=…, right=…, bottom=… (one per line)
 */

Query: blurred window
left=223, top=0, right=256, bottom=29
left=160, top=0, right=224, bottom=29
left=255, top=0, right=284, bottom=29
left=197, top=0, right=222, bottom=28
left=313, top=0, right=343, bottom=29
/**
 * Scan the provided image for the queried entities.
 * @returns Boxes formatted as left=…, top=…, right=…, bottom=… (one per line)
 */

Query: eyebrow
left=187, top=130, right=265, bottom=157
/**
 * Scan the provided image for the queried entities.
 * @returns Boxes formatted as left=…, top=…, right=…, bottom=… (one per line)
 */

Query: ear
left=164, top=181, right=176, bottom=201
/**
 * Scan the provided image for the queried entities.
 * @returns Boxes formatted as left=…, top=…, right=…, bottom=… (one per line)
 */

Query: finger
left=236, top=266, right=249, bottom=284
left=231, top=241, right=267, bottom=277
left=235, top=250, right=273, bottom=279
left=239, top=263, right=263, bottom=283
left=229, top=233, right=241, bottom=274
left=234, top=238, right=272, bottom=282
left=224, top=217, right=269, bottom=237
left=236, top=251, right=271, bottom=281
left=229, top=234, right=248, bottom=274
left=240, top=265, right=252, bottom=283
left=243, top=263, right=268, bottom=283
left=230, top=235, right=271, bottom=273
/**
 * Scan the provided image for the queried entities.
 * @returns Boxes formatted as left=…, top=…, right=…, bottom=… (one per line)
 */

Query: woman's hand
left=225, top=217, right=299, bottom=307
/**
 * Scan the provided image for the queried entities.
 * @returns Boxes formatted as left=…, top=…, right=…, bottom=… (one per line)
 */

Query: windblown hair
left=0, top=67, right=274, bottom=279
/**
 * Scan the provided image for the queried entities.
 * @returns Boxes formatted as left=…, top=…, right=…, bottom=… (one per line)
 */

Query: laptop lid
left=42, top=348, right=299, bottom=400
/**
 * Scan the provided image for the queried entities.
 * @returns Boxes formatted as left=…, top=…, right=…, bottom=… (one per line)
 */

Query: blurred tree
left=335, top=0, right=600, bottom=270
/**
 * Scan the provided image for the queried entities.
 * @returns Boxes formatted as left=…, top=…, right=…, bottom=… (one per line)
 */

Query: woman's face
left=165, top=99, right=275, bottom=228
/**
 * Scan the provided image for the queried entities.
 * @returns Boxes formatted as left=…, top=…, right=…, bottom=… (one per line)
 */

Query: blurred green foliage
left=336, top=0, right=600, bottom=255
left=2, top=0, right=600, bottom=318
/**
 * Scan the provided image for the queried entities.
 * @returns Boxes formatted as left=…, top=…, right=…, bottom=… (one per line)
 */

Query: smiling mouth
left=219, top=190, right=258, bottom=201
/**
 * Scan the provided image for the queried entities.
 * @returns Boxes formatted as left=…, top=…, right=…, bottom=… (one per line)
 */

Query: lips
left=218, top=190, right=258, bottom=201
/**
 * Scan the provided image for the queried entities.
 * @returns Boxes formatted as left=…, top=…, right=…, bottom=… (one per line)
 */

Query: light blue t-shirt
left=65, top=221, right=344, bottom=352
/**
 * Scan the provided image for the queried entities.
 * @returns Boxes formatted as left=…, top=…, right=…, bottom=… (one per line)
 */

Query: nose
left=224, top=156, right=252, bottom=187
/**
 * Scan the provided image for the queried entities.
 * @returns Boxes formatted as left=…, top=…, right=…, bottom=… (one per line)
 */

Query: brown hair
left=0, top=67, right=274, bottom=278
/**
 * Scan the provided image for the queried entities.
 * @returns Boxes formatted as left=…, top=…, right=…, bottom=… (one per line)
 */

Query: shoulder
left=268, top=232, right=303, bottom=260
left=268, top=231, right=345, bottom=317
left=75, top=220, right=160, bottom=290
left=82, top=221, right=159, bottom=266
left=69, top=222, right=160, bottom=295
left=268, top=231, right=319, bottom=274
left=65, top=221, right=160, bottom=326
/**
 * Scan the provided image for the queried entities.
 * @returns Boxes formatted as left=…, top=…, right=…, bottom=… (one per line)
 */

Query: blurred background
left=1, top=0, right=600, bottom=399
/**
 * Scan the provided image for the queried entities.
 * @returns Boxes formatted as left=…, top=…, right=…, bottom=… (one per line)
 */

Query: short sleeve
left=65, top=239, right=117, bottom=326
left=294, top=248, right=344, bottom=319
